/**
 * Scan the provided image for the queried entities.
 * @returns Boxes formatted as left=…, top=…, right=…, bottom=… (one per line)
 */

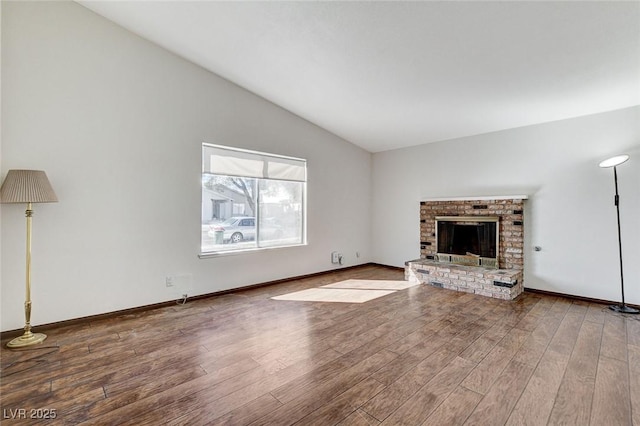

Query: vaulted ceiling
left=78, top=1, right=640, bottom=153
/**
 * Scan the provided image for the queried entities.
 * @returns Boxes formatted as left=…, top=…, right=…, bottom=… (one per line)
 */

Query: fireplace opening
left=436, top=216, right=499, bottom=267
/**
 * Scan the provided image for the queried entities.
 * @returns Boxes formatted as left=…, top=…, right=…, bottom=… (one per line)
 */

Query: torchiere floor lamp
left=598, top=155, right=639, bottom=314
left=1, top=170, right=59, bottom=347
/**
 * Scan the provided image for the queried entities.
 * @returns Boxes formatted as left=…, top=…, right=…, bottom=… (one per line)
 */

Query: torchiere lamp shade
left=599, top=155, right=629, bottom=169
left=0, top=170, right=58, bottom=204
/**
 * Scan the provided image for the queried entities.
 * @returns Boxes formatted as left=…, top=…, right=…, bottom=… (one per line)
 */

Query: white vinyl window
left=201, top=143, right=306, bottom=255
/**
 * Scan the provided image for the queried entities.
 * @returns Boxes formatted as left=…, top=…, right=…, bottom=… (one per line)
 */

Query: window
left=201, top=143, right=306, bottom=254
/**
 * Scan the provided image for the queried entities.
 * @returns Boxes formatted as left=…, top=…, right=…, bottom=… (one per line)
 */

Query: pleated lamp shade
left=0, top=170, right=58, bottom=204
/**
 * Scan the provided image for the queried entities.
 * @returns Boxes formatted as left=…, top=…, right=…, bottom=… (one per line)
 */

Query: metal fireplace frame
left=435, top=216, right=500, bottom=268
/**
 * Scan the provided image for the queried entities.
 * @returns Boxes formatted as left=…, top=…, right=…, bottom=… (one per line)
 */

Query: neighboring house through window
left=201, top=143, right=307, bottom=254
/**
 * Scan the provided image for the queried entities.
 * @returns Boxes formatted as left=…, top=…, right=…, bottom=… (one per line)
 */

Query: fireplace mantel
left=421, top=195, right=528, bottom=202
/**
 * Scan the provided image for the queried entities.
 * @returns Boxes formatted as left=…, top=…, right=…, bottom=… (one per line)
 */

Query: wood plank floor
left=1, top=264, right=639, bottom=425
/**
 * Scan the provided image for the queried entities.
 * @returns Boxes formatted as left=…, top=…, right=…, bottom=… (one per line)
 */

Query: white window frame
left=200, top=143, right=307, bottom=257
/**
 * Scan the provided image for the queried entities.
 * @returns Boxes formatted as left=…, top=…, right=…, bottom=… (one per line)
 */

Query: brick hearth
left=405, top=259, right=524, bottom=300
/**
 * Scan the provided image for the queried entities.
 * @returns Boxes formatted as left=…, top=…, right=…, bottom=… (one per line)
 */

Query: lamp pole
left=613, top=166, right=627, bottom=308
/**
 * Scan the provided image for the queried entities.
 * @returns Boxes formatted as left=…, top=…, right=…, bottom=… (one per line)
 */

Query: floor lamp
left=1, top=170, right=59, bottom=347
left=598, top=155, right=639, bottom=314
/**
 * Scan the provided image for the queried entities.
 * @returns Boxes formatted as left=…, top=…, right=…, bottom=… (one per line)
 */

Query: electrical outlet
left=166, top=273, right=193, bottom=296
left=331, top=251, right=340, bottom=264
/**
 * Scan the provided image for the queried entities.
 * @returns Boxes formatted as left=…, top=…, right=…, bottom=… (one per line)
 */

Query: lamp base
left=6, top=331, right=47, bottom=348
left=609, top=304, right=640, bottom=314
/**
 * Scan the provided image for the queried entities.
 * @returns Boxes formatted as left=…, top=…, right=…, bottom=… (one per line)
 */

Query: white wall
left=0, top=1, right=372, bottom=331
left=373, top=106, right=640, bottom=304
left=0, top=1, right=3, bottom=311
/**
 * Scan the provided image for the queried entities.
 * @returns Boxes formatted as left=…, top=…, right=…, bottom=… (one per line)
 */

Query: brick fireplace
left=405, top=196, right=527, bottom=300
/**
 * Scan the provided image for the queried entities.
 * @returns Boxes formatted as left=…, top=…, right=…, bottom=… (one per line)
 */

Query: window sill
left=198, top=242, right=307, bottom=259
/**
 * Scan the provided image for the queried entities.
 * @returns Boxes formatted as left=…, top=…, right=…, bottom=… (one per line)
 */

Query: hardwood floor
left=1, top=264, right=639, bottom=425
